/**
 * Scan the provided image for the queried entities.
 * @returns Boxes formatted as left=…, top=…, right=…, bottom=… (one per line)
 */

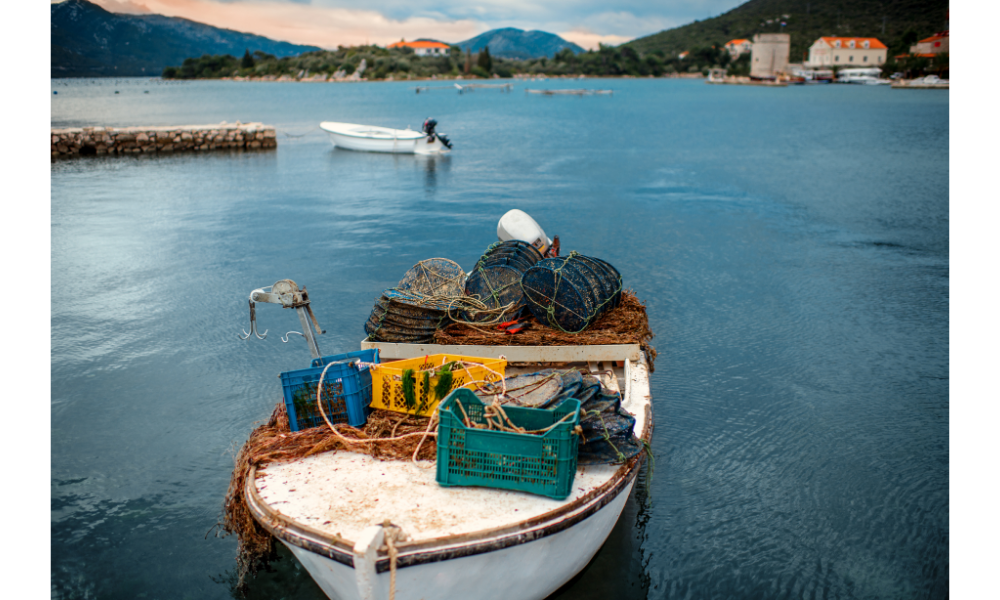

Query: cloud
left=95, top=0, right=152, bottom=13
left=558, top=30, right=633, bottom=51
left=91, top=0, right=485, bottom=47
left=85, top=0, right=744, bottom=48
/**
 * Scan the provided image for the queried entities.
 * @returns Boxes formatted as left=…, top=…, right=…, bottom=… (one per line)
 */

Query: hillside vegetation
left=455, top=28, right=584, bottom=60
left=627, top=0, right=948, bottom=63
left=163, top=45, right=697, bottom=80
left=52, top=0, right=318, bottom=77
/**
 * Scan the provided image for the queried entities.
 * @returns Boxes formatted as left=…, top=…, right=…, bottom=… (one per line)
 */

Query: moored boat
left=320, top=119, right=451, bottom=154
left=231, top=211, right=653, bottom=599
left=245, top=341, right=652, bottom=600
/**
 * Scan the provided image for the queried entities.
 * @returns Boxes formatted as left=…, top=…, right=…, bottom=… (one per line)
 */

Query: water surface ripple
left=51, top=77, right=948, bottom=600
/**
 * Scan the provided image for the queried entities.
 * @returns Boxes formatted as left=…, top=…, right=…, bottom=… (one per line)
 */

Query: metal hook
left=238, top=300, right=268, bottom=340
left=281, top=331, right=304, bottom=343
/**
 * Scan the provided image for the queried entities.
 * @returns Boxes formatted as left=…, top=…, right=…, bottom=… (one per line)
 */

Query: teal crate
left=436, top=388, right=581, bottom=499
left=281, top=348, right=379, bottom=431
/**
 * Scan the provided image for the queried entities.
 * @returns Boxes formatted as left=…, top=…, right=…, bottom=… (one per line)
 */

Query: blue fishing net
left=476, top=369, right=643, bottom=465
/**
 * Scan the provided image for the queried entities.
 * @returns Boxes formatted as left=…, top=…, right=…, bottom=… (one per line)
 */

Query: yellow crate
left=371, top=354, right=507, bottom=417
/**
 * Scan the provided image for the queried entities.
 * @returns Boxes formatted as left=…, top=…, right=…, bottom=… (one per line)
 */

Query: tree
left=477, top=46, right=492, bottom=72
left=241, top=49, right=255, bottom=69
left=464, top=48, right=472, bottom=74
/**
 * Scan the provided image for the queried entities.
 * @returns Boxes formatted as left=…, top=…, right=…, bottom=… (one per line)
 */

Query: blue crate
left=311, top=348, right=379, bottom=369
left=281, top=349, right=379, bottom=431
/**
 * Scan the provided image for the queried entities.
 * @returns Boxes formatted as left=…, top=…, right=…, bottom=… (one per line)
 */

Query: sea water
left=51, top=77, right=948, bottom=599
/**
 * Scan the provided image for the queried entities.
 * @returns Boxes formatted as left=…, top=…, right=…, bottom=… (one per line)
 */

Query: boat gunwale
left=320, top=122, right=424, bottom=141
left=245, top=401, right=651, bottom=572
left=244, top=352, right=653, bottom=571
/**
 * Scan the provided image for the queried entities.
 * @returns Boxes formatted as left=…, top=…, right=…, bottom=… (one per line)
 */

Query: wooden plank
left=360, top=340, right=641, bottom=362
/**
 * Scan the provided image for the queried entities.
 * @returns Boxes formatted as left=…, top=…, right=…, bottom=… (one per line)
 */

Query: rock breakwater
left=51, top=122, right=276, bottom=159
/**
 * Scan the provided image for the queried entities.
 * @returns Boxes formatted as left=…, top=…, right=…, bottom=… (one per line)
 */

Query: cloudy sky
left=71, top=0, right=747, bottom=50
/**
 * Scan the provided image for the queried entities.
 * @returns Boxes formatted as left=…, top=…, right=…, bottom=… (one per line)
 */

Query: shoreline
left=53, top=73, right=705, bottom=83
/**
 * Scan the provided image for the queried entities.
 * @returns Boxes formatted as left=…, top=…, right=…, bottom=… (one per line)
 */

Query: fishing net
left=221, top=403, right=436, bottom=593
left=434, top=289, right=657, bottom=372
left=396, top=258, right=467, bottom=297
left=463, top=241, right=544, bottom=324
left=475, top=369, right=644, bottom=465
left=520, top=251, right=623, bottom=334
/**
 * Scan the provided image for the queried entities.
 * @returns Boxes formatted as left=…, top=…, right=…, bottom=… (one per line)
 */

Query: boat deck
left=252, top=355, right=649, bottom=546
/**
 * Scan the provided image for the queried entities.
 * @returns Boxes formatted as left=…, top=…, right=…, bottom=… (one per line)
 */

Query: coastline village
left=708, top=29, right=949, bottom=87
left=217, top=29, right=948, bottom=89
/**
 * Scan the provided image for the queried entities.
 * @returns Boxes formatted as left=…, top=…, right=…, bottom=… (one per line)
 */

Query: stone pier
left=51, top=122, right=277, bottom=159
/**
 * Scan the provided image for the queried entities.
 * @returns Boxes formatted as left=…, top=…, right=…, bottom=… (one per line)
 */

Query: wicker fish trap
left=520, top=252, right=623, bottom=333
left=463, top=240, right=544, bottom=323
left=396, top=258, right=467, bottom=297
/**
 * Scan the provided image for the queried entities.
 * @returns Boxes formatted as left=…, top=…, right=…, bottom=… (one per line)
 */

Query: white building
left=750, top=33, right=789, bottom=79
left=806, top=37, right=887, bottom=67
left=724, top=39, right=753, bottom=59
left=909, top=32, right=949, bottom=56
left=387, top=40, right=451, bottom=57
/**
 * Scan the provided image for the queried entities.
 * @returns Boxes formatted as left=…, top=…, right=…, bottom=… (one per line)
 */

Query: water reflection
left=549, top=460, right=654, bottom=600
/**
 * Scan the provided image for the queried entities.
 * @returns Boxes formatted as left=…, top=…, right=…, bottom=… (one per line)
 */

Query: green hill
left=626, top=0, right=949, bottom=62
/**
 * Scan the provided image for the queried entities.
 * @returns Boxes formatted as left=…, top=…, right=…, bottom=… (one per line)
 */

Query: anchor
left=238, top=279, right=325, bottom=359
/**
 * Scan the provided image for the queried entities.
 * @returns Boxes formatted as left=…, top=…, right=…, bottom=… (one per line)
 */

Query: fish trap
left=280, top=348, right=379, bottom=430
left=436, top=388, right=581, bottom=499
left=520, top=252, right=623, bottom=333
left=364, top=289, right=449, bottom=343
left=396, top=258, right=467, bottom=297
left=463, top=240, right=544, bottom=323
left=370, top=354, right=506, bottom=417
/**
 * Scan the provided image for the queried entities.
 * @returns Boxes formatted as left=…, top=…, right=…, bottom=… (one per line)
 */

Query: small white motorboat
left=837, top=68, right=891, bottom=85
left=320, top=119, right=451, bottom=154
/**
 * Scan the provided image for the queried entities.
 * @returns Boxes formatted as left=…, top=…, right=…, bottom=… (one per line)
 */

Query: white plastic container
left=497, top=209, right=551, bottom=255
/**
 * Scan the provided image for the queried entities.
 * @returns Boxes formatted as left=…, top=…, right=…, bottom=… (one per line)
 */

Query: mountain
left=51, top=0, right=320, bottom=78
left=455, top=28, right=584, bottom=60
left=625, top=0, right=949, bottom=61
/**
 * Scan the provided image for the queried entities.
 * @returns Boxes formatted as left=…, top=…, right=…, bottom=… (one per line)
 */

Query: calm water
left=51, top=77, right=948, bottom=599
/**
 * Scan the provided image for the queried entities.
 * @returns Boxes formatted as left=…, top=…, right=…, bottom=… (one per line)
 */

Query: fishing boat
left=320, top=119, right=451, bottom=154
left=244, top=340, right=652, bottom=600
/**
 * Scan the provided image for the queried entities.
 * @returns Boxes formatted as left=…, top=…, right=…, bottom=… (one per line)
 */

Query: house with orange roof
left=908, top=32, right=949, bottom=57
left=387, top=40, right=451, bottom=57
left=805, top=37, right=887, bottom=67
left=724, top=39, right=753, bottom=59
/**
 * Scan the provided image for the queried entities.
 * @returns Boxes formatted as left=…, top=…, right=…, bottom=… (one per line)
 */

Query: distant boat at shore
left=525, top=88, right=612, bottom=96
left=320, top=119, right=451, bottom=154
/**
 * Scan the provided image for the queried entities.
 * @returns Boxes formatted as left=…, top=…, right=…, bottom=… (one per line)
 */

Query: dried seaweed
left=433, top=289, right=657, bottom=371
left=220, top=403, right=436, bottom=593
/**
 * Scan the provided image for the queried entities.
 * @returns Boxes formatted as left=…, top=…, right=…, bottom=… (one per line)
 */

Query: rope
left=316, top=361, right=438, bottom=450
left=380, top=522, right=407, bottom=600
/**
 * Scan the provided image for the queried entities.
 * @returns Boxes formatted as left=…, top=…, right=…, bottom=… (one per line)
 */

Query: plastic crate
left=371, top=354, right=506, bottom=417
left=312, top=348, right=379, bottom=369
left=436, top=388, right=581, bottom=499
left=280, top=349, right=379, bottom=431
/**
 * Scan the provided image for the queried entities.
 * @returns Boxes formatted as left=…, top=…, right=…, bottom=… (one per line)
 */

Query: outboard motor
left=497, top=209, right=552, bottom=256
left=422, top=118, right=453, bottom=149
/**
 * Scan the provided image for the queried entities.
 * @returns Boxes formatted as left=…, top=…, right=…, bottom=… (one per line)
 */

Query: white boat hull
left=275, top=479, right=635, bottom=600
left=320, top=121, right=449, bottom=155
